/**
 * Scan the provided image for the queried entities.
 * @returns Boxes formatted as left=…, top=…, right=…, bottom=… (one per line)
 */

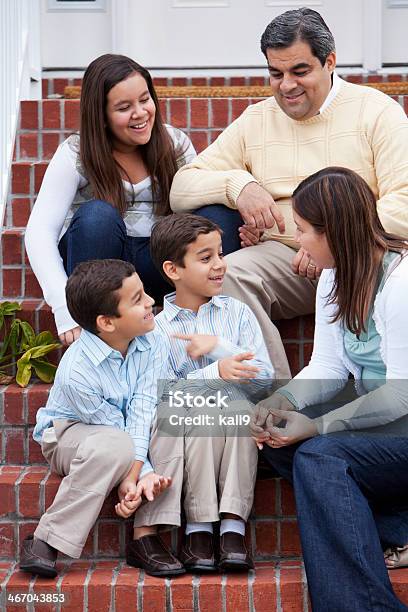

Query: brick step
left=0, top=560, right=314, bottom=612
left=0, top=466, right=301, bottom=563
left=2, top=559, right=408, bottom=612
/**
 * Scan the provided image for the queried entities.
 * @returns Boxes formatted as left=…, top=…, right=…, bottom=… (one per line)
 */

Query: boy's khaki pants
left=134, top=402, right=258, bottom=528
left=34, top=420, right=135, bottom=558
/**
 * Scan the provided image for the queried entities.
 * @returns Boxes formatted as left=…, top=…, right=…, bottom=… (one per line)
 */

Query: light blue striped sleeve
left=207, top=303, right=275, bottom=382
left=61, top=381, right=125, bottom=428
left=126, top=336, right=170, bottom=466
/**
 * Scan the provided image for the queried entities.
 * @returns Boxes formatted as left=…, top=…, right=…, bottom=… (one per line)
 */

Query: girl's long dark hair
left=79, top=54, right=178, bottom=216
left=293, top=167, right=406, bottom=335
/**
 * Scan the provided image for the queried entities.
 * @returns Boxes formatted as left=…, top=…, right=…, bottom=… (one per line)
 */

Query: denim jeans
left=58, top=200, right=172, bottom=303
left=195, top=204, right=242, bottom=255
left=262, top=434, right=408, bottom=611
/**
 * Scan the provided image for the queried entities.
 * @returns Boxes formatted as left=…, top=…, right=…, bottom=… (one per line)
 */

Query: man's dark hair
left=260, top=7, right=335, bottom=66
left=150, top=213, right=222, bottom=284
left=66, top=259, right=136, bottom=335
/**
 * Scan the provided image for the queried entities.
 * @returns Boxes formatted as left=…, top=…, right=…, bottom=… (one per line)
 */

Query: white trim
left=387, top=0, right=408, bottom=7
left=47, top=0, right=106, bottom=12
left=111, top=0, right=129, bottom=54
left=362, top=0, right=382, bottom=72
left=172, top=1, right=229, bottom=7
left=264, top=1, right=322, bottom=6
left=1, top=0, right=41, bottom=223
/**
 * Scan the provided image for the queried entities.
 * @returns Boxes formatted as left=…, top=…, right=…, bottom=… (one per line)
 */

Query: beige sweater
left=170, top=80, right=408, bottom=248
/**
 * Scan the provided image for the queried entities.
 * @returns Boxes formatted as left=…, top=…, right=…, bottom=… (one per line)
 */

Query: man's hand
left=250, top=393, right=295, bottom=449
left=59, top=326, right=81, bottom=346
left=135, top=472, right=172, bottom=502
left=115, top=478, right=142, bottom=519
left=236, top=183, right=285, bottom=232
left=218, top=352, right=260, bottom=381
left=291, top=247, right=322, bottom=280
left=265, top=409, right=318, bottom=448
left=238, top=225, right=264, bottom=248
left=173, top=333, right=218, bottom=359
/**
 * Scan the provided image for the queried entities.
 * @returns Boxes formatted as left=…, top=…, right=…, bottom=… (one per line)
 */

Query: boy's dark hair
left=66, top=259, right=136, bottom=335
left=150, top=213, right=222, bottom=283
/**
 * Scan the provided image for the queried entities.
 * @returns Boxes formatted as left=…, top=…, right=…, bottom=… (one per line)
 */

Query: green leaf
left=27, top=344, right=60, bottom=360
left=9, top=320, right=21, bottom=354
left=35, top=331, right=55, bottom=346
left=20, top=321, right=35, bottom=347
left=0, top=302, right=21, bottom=316
left=16, top=360, right=32, bottom=387
left=32, top=359, right=57, bottom=383
left=0, top=319, right=21, bottom=359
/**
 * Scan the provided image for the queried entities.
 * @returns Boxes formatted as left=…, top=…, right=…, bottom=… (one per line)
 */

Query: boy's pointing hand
left=173, top=333, right=218, bottom=359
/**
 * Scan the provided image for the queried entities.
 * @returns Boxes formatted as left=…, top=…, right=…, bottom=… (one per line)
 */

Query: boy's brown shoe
left=180, top=532, right=216, bottom=572
left=218, top=532, right=254, bottom=571
left=19, top=535, right=58, bottom=579
left=126, top=535, right=185, bottom=577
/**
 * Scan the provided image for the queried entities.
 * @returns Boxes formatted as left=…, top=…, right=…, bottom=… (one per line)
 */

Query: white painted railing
left=0, top=0, right=41, bottom=225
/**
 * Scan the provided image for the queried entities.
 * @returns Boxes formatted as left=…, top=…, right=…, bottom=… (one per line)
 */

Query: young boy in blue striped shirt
left=138, top=214, right=275, bottom=572
left=20, top=259, right=186, bottom=579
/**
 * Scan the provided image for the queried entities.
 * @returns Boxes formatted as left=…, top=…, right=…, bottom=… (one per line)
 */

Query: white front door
left=129, top=0, right=365, bottom=69
left=39, top=0, right=407, bottom=71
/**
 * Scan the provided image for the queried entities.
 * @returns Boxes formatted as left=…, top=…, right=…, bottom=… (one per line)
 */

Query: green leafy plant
left=0, top=302, right=61, bottom=387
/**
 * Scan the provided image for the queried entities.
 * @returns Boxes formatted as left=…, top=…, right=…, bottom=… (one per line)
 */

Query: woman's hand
left=291, top=247, right=322, bottom=280
left=59, top=326, right=81, bottom=346
left=265, top=409, right=318, bottom=448
left=250, top=393, right=295, bottom=449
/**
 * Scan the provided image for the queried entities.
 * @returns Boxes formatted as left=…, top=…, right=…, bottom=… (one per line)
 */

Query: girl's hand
left=239, top=225, right=264, bottom=248
left=59, top=326, right=81, bottom=346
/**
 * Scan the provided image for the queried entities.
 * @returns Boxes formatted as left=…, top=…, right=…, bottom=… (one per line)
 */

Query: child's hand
left=218, top=352, right=260, bottom=381
left=115, top=478, right=142, bottom=519
left=136, top=473, right=172, bottom=502
left=173, top=333, right=218, bottom=359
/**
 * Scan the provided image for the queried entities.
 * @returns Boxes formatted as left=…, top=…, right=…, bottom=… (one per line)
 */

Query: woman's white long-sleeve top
left=280, top=254, right=408, bottom=434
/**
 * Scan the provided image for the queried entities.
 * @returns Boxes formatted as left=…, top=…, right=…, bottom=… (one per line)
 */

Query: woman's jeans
left=262, top=432, right=408, bottom=612
left=58, top=200, right=172, bottom=302
left=195, top=204, right=242, bottom=254
left=58, top=201, right=243, bottom=301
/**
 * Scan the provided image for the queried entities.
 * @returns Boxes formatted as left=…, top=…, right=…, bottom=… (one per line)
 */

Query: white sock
left=220, top=518, right=245, bottom=536
left=185, top=522, right=213, bottom=536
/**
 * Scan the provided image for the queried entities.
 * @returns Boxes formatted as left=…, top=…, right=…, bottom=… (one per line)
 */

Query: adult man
left=170, top=7, right=408, bottom=379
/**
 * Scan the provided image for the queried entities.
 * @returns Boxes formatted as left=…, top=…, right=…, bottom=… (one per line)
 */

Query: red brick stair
left=2, top=76, right=408, bottom=610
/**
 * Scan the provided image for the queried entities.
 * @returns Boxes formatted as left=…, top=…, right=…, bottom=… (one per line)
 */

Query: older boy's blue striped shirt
left=155, top=293, right=274, bottom=388
left=33, top=329, right=169, bottom=477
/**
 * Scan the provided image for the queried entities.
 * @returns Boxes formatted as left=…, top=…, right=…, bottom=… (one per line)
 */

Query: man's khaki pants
left=34, top=420, right=135, bottom=558
left=134, top=401, right=258, bottom=527
left=222, top=240, right=317, bottom=380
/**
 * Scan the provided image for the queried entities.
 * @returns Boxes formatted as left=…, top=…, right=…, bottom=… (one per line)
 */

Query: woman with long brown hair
left=25, top=54, right=195, bottom=345
left=251, top=167, right=408, bottom=611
